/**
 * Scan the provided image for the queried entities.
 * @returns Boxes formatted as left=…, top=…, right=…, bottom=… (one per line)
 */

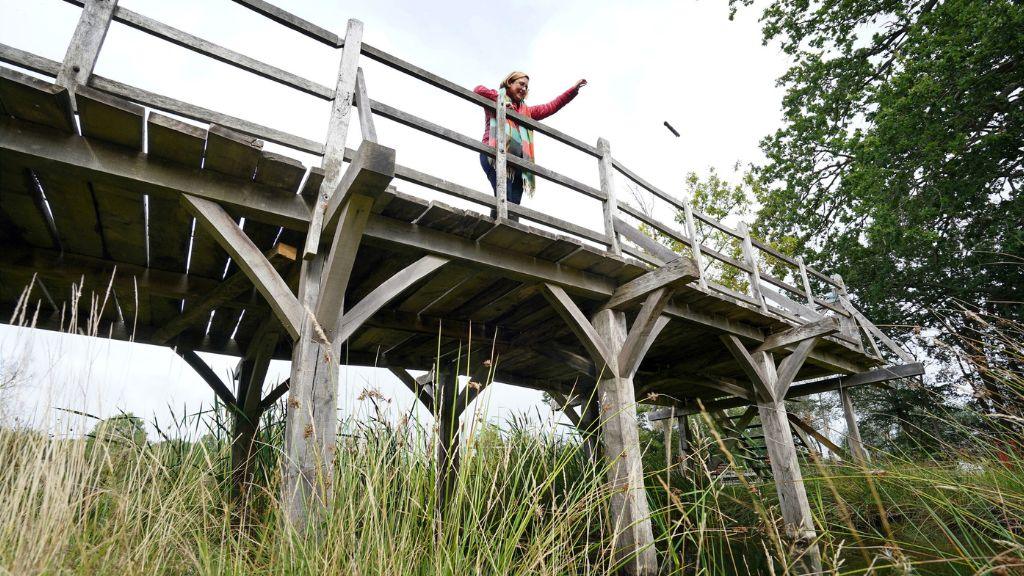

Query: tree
left=731, top=0, right=1024, bottom=426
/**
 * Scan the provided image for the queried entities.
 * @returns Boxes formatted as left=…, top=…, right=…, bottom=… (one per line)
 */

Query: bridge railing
left=1, top=0, right=905, bottom=357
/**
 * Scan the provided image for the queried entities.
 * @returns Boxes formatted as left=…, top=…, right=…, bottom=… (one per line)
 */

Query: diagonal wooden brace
left=603, top=256, right=698, bottom=310
left=753, top=316, right=839, bottom=354
left=542, top=283, right=618, bottom=376
left=618, top=287, right=673, bottom=379
left=720, top=334, right=773, bottom=401
left=182, top=194, right=303, bottom=340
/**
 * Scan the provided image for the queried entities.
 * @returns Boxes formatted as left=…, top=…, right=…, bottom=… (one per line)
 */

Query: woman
left=474, top=72, right=587, bottom=214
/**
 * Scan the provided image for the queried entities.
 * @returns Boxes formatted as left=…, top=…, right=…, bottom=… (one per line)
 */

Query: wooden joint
left=754, top=317, right=839, bottom=354
left=604, top=256, right=697, bottom=310
left=322, top=139, right=396, bottom=232
left=720, top=334, right=773, bottom=402
left=541, top=283, right=618, bottom=377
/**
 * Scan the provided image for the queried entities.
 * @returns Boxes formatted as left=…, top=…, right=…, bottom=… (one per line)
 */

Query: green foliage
left=729, top=0, right=1024, bottom=445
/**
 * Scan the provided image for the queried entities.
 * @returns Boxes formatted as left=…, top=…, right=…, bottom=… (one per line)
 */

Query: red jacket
left=473, top=84, right=580, bottom=142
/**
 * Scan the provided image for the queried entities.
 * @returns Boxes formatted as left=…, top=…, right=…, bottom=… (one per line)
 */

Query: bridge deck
left=0, top=67, right=876, bottom=406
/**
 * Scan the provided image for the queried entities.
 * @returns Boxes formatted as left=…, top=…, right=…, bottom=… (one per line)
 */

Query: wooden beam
left=335, top=255, right=450, bottom=346
left=754, top=317, right=839, bottom=354
left=388, top=366, right=433, bottom=412
left=541, top=283, right=617, bottom=374
left=596, top=137, right=620, bottom=254
left=454, top=379, right=489, bottom=418
left=720, top=334, right=772, bottom=401
left=259, top=378, right=290, bottom=411
left=181, top=194, right=302, bottom=340
left=151, top=243, right=295, bottom=344
left=676, top=362, right=926, bottom=415
left=177, top=348, right=237, bottom=408
left=787, top=412, right=847, bottom=460
left=774, top=337, right=818, bottom=399
left=612, top=217, right=676, bottom=263
left=618, top=288, right=672, bottom=379
left=840, top=387, right=869, bottom=464
left=603, top=257, right=696, bottom=310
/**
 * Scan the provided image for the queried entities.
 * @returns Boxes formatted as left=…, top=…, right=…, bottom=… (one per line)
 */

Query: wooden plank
left=204, top=124, right=263, bottom=180
left=302, top=18, right=363, bottom=260
left=230, top=0, right=341, bottom=46
left=90, top=183, right=147, bottom=266
left=89, top=74, right=323, bottom=155
left=413, top=203, right=494, bottom=241
left=754, top=317, right=839, bottom=354
left=254, top=151, right=306, bottom=191
left=151, top=243, right=295, bottom=344
left=1, top=117, right=311, bottom=230
left=0, top=67, right=75, bottom=133
left=0, top=43, right=61, bottom=77
left=182, top=194, right=301, bottom=339
left=75, top=85, right=144, bottom=150
left=494, top=87, right=508, bottom=218
left=146, top=112, right=206, bottom=167
left=0, top=163, right=57, bottom=249
left=111, top=5, right=333, bottom=100
left=33, top=170, right=105, bottom=258
left=57, top=0, right=118, bottom=95
left=541, top=283, right=616, bottom=373
left=604, top=256, right=697, bottom=310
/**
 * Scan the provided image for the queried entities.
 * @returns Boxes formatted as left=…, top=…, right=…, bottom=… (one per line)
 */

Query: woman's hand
left=575, top=79, right=588, bottom=90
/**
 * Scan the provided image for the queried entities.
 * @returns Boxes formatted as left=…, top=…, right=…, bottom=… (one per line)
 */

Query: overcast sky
left=0, top=0, right=788, bottom=438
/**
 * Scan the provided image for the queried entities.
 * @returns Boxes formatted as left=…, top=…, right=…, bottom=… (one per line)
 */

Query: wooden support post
left=721, top=337, right=823, bottom=574
left=681, top=197, right=708, bottom=290
left=435, top=365, right=459, bottom=515
left=232, top=323, right=279, bottom=512
left=58, top=0, right=118, bottom=103
left=597, top=138, right=621, bottom=255
left=494, top=88, right=509, bottom=219
left=675, top=413, right=691, bottom=480
left=592, top=308, right=658, bottom=575
left=738, top=221, right=769, bottom=313
left=353, top=67, right=377, bottom=142
left=840, top=386, right=869, bottom=464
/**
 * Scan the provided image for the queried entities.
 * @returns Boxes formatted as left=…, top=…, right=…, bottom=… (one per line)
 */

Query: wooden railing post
left=58, top=0, right=118, bottom=104
left=738, top=222, right=769, bottom=313
left=681, top=197, right=707, bottom=290
left=494, top=88, right=509, bottom=219
left=795, top=256, right=815, bottom=307
left=303, top=19, right=364, bottom=260
left=832, top=274, right=860, bottom=347
left=597, top=138, right=621, bottom=255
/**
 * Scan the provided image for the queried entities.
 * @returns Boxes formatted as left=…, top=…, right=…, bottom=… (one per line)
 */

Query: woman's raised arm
left=474, top=85, right=498, bottom=101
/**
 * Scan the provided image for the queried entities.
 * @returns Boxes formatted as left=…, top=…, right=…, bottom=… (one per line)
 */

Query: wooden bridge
left=0, top=1, right=922, bottom=574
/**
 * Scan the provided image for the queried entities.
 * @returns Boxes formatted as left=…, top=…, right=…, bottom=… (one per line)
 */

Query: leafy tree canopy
left=730, top=0, right=1023, bottom=330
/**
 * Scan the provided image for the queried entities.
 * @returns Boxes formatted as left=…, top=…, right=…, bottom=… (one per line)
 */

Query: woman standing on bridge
left=475, top=72, right=586, bottom=215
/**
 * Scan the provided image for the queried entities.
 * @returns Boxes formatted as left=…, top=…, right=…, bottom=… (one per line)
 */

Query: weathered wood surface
left=840, top=386, right=869, bottom=464
left=57, top=0, right=118, bottom=97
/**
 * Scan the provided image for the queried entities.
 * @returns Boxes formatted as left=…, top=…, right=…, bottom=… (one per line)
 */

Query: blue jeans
left=480, top=153, right=523, bottom=219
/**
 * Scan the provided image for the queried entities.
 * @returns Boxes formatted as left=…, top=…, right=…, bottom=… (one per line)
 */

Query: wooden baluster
left=796, top=256, right=815, bottom=307
left=597, top=138, right=621, bottom=255
left=59, top=0, right=118, bottom=107
left=738, top=222, right=769, bottom=313
left=682, top=197, right=707, bottom=290
left=832, top=274, right=861, bottom=348
left=494, top=88, right=509, bottom=219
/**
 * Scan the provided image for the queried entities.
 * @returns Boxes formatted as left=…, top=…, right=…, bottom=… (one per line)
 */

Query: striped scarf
left=486, top=98, right=536, bottom=196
